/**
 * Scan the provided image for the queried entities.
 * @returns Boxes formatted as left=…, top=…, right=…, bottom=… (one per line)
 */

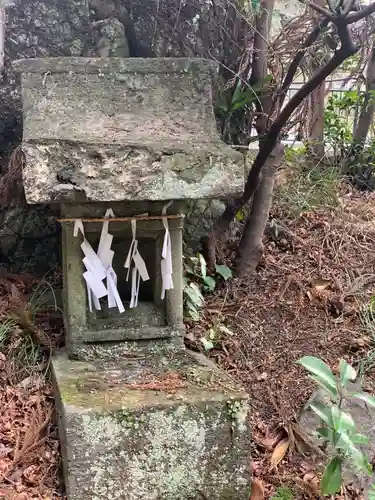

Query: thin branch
left=299, top=0, right=336, bottom=21
left=219, top=27, right=357, bottom=223
left=276, top=17, right=330, bottom=110
left=346, top=2, right=375, bottom=24
left=343, top=0, right=357, bottom=15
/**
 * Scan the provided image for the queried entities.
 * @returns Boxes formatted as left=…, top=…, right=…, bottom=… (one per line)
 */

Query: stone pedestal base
left=52, top=349, right=251, bottom=500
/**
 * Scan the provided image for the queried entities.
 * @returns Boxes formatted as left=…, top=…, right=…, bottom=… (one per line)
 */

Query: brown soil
left=0, top=273, right=65, bottom=500
left=187, top=183, right=375, bottom=499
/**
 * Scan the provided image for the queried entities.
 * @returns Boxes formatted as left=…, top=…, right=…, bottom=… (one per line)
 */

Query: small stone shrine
left=14, top=56, right=251, bottom=500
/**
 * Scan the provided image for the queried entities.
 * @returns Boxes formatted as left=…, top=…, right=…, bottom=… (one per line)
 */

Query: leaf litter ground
left=0, top=272, right=65, bottom=499
left=187, top=181, right=375, bottom=499
left=1, top=179, right=375, bottom=499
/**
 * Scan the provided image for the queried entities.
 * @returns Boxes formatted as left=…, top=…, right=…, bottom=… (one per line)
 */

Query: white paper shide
left=72, top=209, right=174, bottom=313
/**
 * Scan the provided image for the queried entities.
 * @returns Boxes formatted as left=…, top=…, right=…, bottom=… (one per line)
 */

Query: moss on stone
left=52, top=351, right=251, bottom=499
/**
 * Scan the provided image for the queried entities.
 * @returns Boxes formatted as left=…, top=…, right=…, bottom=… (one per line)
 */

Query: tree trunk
left=353, top=39, right=375, bottom=149
left=307, top=81, right=325, bottom=157
left=307, top=0, right=326, bottom=158
left=0, top=5, right=4, bottom=69
left=236, top=144, right=284, bottom=276
left=250, top=0, right=275, bottom=132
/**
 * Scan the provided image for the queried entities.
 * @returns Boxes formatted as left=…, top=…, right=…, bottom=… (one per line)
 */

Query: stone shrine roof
left=14, top=57, right=245, bottom=203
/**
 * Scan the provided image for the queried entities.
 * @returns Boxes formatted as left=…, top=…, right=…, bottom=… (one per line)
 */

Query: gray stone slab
left=14, top=57, right=245, bottom=203
left=68, top=338, right=186, bottom=362
left=53, top=349, right=251, bottom=500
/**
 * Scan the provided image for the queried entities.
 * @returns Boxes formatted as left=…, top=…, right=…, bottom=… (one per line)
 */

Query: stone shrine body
left=14, top=56, right=251, bottom=500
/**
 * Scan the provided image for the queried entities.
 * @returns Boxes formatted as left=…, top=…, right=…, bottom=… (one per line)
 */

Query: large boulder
left=0, top=0, right=247, bottom=274
left=1, top=0, right=247, bottom=159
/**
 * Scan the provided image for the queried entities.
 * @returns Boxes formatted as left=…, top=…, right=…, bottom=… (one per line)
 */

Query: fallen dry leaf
left=270, top=437, right=290, bottom=469
left=254, top=429, right=284, bottom=451
left=349, top=336, right=371, bottom=349
left=312, top=279, right=331, bottom=291
left=251, top=461, right=261, bottom=475
left=250, top=478, right=265, bottom=500
left=302, top=472, right=321, bottom=496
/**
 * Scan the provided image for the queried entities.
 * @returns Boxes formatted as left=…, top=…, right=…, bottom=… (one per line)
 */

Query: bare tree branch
left=299, top=0, right=336, bottom=20
left=346, top=2, right=375, bottom=24
left=216, top=24, right=357, bottom=226
left=343, top=0, right=358, bottom=16
left=276, top=17, right=330, bottom=110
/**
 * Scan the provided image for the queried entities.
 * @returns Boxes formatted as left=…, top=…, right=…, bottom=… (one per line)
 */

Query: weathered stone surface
left=1, top=0, right=247, bottom=155
left=123, top=0, right=248, bottom=66
left=22, top=141, right=244, bottom=203
left=1, top=0, right=91, bottom=157
left=0, top=0, right=90, bottom=273
left=53, top=349, right=251, bottom=500
left=1, top=0, right=248, bottom=274
left=69, top=338, right=185, bottom=362
left=0, top=205, right=60, bottom=274
left=185, top=199, right=226, bottom=246
left=14, top=57, right=244, bottom=204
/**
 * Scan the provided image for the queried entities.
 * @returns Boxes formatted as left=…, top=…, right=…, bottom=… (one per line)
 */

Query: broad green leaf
left=335, top=433, right=372, bottom=475
left=336, top=430, right=357, bottom=453
left=316, top=426, right=332, bottom=440
left=351, top=433, right=370, bottom=445
left=235, top=209, right=246, bottom=222
left=189, top=282, right=203, bottom=296
left=215, top=264, right=233, bottom=281
left=309, top=374, right=337, bottom=400
left=339, top=359, right=356, bottom=387
left=309, top=402, right=333, bottom=427
left=321, top=457, right=342, bottom=495
left=232, top=80, right=243, bottom=105
left=347, top=446, right=372, bottom=475
left=185, top=283, right=204, bottom=307
left=353, top=393, right=375, bottom=408
left=186, top=304, right=200, bottom=321
left=331, top=406, right=355, bottom=433
left=184, top=265, right=195, bottom=275
left=201, top=338, right=214, bottom=351
left=204, top=276, right=216, bottom=292
left=297, top=356, right=336, bottom=391
left=198, top=253, right=207, bottom=280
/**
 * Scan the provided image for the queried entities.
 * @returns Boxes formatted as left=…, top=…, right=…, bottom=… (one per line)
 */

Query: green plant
left=201, top=323, right=233, bottom=351
left=0, top=316, right=40, bottom=369
left=360, top=296, right=375, bottom=372
left=324, top=92, right=355, bottom=156
left=369, top=482, right=375, bottom=500
left=276, top=163, right=340, bottom=216
left=183, top=253, right=232, bottom=321
left=298, top=356, right=375, bottom=495
left=0, top=317, right=17, bottom=345
left=216, top=80, right=259, bottom=116
left=271, top=486, right=294, bottom=500
left=215, top=77, right=270, bottom=144
left=324, top=91, right=375, bottom=184
left=0, top=279, right=59, bottom=375
left=284, top=144, right=307, bottom=163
